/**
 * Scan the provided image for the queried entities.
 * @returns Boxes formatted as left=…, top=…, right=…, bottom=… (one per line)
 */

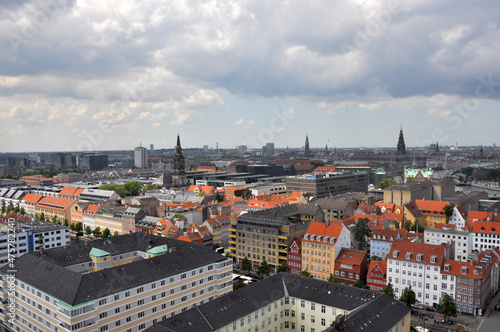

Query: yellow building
left=34, top=196, right=76, bottom=222
left=301, top=221, right=351, bottom=281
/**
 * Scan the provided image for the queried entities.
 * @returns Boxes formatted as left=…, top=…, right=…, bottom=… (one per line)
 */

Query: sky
left=1, top=0, right=500, bottom=152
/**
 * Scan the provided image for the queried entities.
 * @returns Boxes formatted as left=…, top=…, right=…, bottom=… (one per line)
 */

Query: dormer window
left=393, top=250, right=399, bottom=258
left=383, top=235, right=386, bottom=240
left=444, top=263, right=450, bottom=272
left=430, top=255, right=437, bottom=263
left=324, top=236, right=329, bottom=243
left=317, top=235, right=323, bottom=242
left=304, top=234, right=309, bottom=240
left=330, top=237, right=336, bottom=244
left=461, top=266, right=468, bottom=274
left=311, top=235, right=316, bottom=241
left=416, top=254, right=423, bottom=262
left=406, top=252, right=413, bottom=260
left=390, top=236, right=394, bottom=241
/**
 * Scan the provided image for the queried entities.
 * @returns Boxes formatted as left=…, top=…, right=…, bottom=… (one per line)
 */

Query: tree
left=93, top=226, right=102, bottom=237
left=144, top=183, right=157, bottom=192
left=40, top=213, right=45, bottom=221
left=113, top=231, right=119, bottom=237
left=353, top=279, right=367, bottom=289
left=379, top=177, right=396, bottom=189
left=75, top=222, right=83, bottom=233
left=399, top=286, right=417, bottom=308
left=241, top=257, right=252, bottom=272
left=216, top=192, right=224, bottom=203
left=462, top=167, right=474, bottom=181
left=381, top=282, right=395, bottom=298
left=300, top=269, right=313, bottom=278
left=70, top=223, right=76, bottom=231
left=172, top=213, right=188, bottom=222
left=328, top=273, right=339, bottom=283
left=51, top=215, right=57, bottom=223
left=102, top=228, right=111, bottom=238
left=354, top=217, right=370, bottom=250
left=85, top=226, right=92, bottom=236
left=123, top=181, right=143, bottom=197
left=370, top=255, right=382, bottom=261
left=1, top=206, right=5, bottom=214
left=458, top=175, right=464, bottom=182
left=436, top=294, right=457, bottom=322
left=277, top=262, right=289, bottom=273
left=233, top=279, right=247, bottom=291
left=443, top=204, right=454, bottom=223
left=257, top=260, right=270, bottom=278
left=225, top=252, right=233, bottom=258
left=19, top=207, right=25, bottom=215
left=13, top=206, right=19, bottom=213
left=63, top=218, right=69, bottom=227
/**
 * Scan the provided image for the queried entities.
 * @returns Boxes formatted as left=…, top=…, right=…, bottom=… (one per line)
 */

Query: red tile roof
left=304, top=222, right=344, bottom=244
left=468, top=211, right=500, bottom=222
left=388, top=241, right=445, bottom=266
left=22, top=193, right=43, bottom=205
left=35, top=196, right=75, bottom=211
left=368, top=260, right=387, bottom=276
left=472, top=220, right=500, bottom=235
left=415, top=199, right=450, bottom=214
left=441, top=259, right=485, bottom=279
left=336, top=249, right=367, bottom=266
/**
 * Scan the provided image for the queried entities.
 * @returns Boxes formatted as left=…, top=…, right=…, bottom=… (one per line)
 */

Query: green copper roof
left=147, top=244, right=168, bottom=255
left=89, top=247, right=110, bottom=258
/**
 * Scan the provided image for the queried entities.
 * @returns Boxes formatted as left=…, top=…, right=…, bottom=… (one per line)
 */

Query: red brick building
left=334, top=248, right=368, bottom=286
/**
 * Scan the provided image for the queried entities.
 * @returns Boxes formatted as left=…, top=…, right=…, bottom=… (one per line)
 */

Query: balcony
left=278, top=235, right=287, bottom=240
left=279, top=241, right=287, bottom=247
left=279, top=249, right=288, bottom=254
left=228, top=228, right=236, bottom=232
left=228, top=233, right=236, bottom=238
left=229, top=246, right=236, bottom=251
left=228, top=240, right=236, bottom=245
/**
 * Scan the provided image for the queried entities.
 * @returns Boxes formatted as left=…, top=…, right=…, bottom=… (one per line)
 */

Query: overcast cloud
left=1, top=0, right=499, bottom=151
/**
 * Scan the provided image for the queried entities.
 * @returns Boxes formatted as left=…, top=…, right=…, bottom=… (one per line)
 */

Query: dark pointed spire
left=397, top=127, right=406, bottom=154
left=176, top=134, right=181, bottom=147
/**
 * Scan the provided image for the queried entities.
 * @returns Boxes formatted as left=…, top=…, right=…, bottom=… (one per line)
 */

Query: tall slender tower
left=396, top=127, right=406, bottom=154
left=172, top=134, right=187, bottom=187
left=305, top=135, right=310, bottom=158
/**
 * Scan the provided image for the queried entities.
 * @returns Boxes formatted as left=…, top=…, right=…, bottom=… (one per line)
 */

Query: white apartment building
left=0, top=220, right=70, bottom=267
left=471, top=220, right=500, bottom=251
left=388, top=241, right=449, bottom=307
left=424, top=224, right=473, bottom=261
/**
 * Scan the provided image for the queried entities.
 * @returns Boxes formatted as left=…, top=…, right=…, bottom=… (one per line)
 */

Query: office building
left=285, top=172, right=370, bottom=198
left=135, top=145, right=148, bottom=168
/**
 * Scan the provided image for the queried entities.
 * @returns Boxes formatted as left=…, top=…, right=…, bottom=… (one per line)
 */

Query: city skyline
left=1, top=0, right=500, bottom=152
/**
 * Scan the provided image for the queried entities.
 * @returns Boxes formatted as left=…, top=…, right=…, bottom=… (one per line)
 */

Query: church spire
left=305, top=135, right=310, bottom=158
left=397, top=127, right=406, bottom=154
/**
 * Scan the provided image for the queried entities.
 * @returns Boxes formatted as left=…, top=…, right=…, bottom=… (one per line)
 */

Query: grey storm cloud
left=1, top=0, right=500, bottom=101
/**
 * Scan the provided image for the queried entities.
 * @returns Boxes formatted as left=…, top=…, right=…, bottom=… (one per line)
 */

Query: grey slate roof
left=0, top=233, right=227, bottom=306
left=146, top=273, right=409, bottom=332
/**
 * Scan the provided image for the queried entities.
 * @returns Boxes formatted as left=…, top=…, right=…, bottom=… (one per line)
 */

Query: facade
left=366, top=260, right=387, bottom=291
left=79, top=188, right=120, bottom=202
left=0, top=233, right=232, bottom=332
left=0, top=220, right=69, bottom=267
left=414, top=199, right=449, bottom=228
left=82, top=203, right=99, bottom=230
left=301, top=221, right=351, bottom=281
left=424, top=224, right=473, bottom=262
left=369, top=228, right=408, bottom=260
left=387, top=241, right=452, bottom=307
left=134, top=146, right=148, bottom=168
left=285, top=172, right=370, bottom=198
left=229, top=204, right=321, bottom=272
left=34, top=196, right=76, bottom=223
left=333, top=248, right=368, bottom=286
left=122, top=207, right=145, bottom=234
left=471, top=220, right=500, bottom=251
left=309, top=198, right=355, bottom=221
left=383, top=178, right=455, bottom=206
left=19, top=193, right=43, bottom=216
left=89, top=155, right=109, bottom=170
left=288, top=238, right=302, bottom=275
left=448, top=205, right=468, bottom=231
left=19, top=174, right=53, bottom=186
left=202, top=215, right=232, bottom=247
left=94, top=205, right=127, bottom=235
left=147, top=273, right=411, bottom=332
left=404, top=167, right=433, bottom=183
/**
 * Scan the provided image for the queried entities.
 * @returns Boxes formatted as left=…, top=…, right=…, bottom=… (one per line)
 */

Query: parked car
left=494, top=304, right=500, bottom=311
left=426, top=306, right=436, bottom=312
left=411, top=309, right=419, bottom=316
left=420, top=311, right=434, bottom=319
left=245, top=272, right=262, bottom=280
left=413, top=304, right=426, bottom=310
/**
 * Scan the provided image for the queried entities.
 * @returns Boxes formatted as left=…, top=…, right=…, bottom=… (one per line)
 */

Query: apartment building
left=229, top=204, right=321, bottom=272
left=301, top=221, right=351, bottom=281
left=387, top=241, right=452, bottom=307
left=94, top=205, right=127, bottom=235
left=370, top=228, right=408, bottom=260
left=202, top=215, right=232, bottom=247
left=0, top=220, right=69, bottom=267
left=0, top=233, right=232, bottom=332
left=288, top=238, right=302, bottom=275
left=471, top=220, right=500, bottom=251
left=366, top=260, right=387, bottom=291
left=424, top=224, right=473, bottom=261
left=414, top=199, right=450, bottom=228
left=333, top=248, right=368, bottom=286
left=82, top=203, right=99, bottom=230
left=19, top=193, right=43, bottom=215
left=147, top=273, right=411, bottom=332
left=34, top=196, right=76, bottom=222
